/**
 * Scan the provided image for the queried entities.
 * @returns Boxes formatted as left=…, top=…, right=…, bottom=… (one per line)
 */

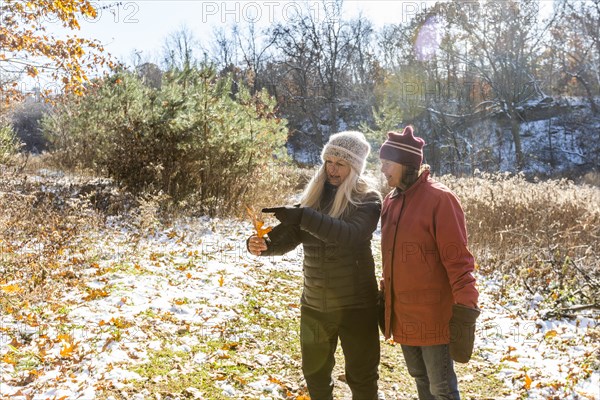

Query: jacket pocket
left=397, top=289, right=441, bottom=305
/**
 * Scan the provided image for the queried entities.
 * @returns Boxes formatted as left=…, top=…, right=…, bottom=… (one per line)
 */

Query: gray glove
left=449, top=304, right=481, bottom=363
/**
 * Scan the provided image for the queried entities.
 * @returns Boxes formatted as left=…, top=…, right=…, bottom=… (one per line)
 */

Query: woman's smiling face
left=380, top=159, right=407, bottom=189
left=324, top=156, right=351, bottom=187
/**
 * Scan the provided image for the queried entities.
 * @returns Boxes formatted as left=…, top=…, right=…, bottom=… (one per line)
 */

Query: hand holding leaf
left=245, top=206, right=272, bottom=238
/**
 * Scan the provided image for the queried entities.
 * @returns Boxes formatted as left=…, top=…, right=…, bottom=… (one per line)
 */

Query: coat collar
left=389, top=169, right=430, bottom=198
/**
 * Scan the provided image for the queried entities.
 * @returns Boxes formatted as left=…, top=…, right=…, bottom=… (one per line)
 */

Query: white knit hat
left=321, top=131, right=370, bottom=174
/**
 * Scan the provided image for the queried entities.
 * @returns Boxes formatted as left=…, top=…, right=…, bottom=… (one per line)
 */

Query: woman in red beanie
left=378, top=125, right=480, bottom=400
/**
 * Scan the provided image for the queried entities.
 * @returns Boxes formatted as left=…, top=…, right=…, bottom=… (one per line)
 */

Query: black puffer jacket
left=262, top=183, right=382, bottom=312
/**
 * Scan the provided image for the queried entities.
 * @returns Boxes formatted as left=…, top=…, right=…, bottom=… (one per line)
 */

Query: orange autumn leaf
left=109, top=317, right=133, bottom=329
left=1, top=284, right=22, bottom=294
left=221, top=342, right=239, bottom=351
left=57, top=333, right=72, bottom=342
left=234, top=376, right=248, bottom=385
left=58, top=334, right=77, bottom=358
left=545, top=330, right=558, bottom=339
left=245, top=206, right=272, bottom=238
left=83, top=287, right=109, bottom=301
left=60, top=342, right=76, bottom=358
left=2, top=353, right=17, bottom=365
left=524, top=373, right=532, bottom=389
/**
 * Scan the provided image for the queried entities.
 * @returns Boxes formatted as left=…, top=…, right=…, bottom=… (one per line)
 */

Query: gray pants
left=401, top=344, right=460, bottom=400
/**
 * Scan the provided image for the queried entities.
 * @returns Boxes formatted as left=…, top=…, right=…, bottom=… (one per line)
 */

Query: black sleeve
left=299, top=197, right=381, bottom=245
left=260, top=223, right=302, bottom=256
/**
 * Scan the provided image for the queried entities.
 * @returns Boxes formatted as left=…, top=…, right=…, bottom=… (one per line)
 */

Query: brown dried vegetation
left=439, top=172, right=600, bottom=317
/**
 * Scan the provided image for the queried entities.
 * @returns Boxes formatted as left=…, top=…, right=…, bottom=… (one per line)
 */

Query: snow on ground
left=1, top=216, right=598, bottom=399
left=476, top=279, right=599, bottom=399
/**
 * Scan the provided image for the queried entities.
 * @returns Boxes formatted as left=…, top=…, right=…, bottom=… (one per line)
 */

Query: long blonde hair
left=299, top=164, right=380, bottom=219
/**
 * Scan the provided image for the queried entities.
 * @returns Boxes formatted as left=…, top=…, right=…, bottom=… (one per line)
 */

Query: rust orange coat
left=380, top=170, right=479, bottom=346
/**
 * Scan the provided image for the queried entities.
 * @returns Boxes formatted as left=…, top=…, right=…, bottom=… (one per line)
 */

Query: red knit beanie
left=379, top=126, right=425, bottom=168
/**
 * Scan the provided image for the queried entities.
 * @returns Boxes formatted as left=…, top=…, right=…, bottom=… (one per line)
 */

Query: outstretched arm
left=300, top=200, right=381, bottom=245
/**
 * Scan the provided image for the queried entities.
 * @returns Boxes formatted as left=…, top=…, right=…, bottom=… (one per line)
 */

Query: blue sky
left=74, top=1, right=427, bottom=63
left=21, top=1, right=428, bottom=93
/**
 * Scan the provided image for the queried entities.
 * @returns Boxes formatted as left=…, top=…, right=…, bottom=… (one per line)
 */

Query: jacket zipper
left=321, top=241, right=327, bottom=312
left=387, top=191, right=406, bottom=337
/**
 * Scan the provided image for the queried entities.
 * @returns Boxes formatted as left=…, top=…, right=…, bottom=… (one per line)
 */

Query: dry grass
left=230, top=163, right=315, bottom=218
left=438, top=172, right=600, bottom=316
left=0, top=160, right=141, bottom=309
left=0, top=174, right=98, bottom=303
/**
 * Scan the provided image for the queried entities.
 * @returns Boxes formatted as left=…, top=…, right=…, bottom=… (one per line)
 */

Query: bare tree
left=344, top=14, right=382, bottom=116
left=552, top=0, right=600, bottom=113
left=234, top=21, right=278, bottom=94
left=449, top=0, right=557, bottom=170
left=370, top=1, right=562, bottom=173
left=161, top=25, right=199, bottom=71
left=270, top=16, right=323, bottom=148
left=206, top=27, right=238, bottom=70
left=270, top=0, right=370, bottom=147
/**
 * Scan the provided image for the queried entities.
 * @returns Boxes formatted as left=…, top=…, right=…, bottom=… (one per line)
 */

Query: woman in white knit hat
left=248, top=131, right=382, bottom=400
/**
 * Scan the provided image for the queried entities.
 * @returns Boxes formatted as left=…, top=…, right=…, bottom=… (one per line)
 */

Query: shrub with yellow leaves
left=0, top=0, right=113, bottom=102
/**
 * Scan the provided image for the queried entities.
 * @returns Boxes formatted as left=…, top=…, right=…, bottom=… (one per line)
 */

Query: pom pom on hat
left=321, top=131, right=370, bottom=174
left=379, top=126, right=425, bottom=168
